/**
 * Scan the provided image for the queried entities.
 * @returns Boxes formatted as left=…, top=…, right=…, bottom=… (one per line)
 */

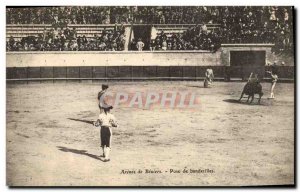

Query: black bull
left=239, top=81, right=263, bottom=104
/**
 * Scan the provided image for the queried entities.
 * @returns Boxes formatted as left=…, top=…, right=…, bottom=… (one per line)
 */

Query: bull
left=239, top=78, right=263, bottom=104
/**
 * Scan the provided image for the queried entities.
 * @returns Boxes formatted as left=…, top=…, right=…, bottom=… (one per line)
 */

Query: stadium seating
left=6, top=6, right=294, bottom=54
left=6, top=24, right=116, bottom=41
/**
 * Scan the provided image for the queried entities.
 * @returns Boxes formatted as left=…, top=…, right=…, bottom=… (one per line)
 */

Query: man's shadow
left=68, top=118, right=94, bottom=125
left=57, top=146, right=104, bottom=161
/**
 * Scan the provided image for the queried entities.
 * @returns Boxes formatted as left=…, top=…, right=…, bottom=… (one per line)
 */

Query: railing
left=6, top=23, right=221, bottom=38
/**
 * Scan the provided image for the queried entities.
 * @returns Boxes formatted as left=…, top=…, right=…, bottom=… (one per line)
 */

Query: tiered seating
left=7, top=24, right=51, bottom=41
left=68, top=24, right=116, bottom=38
left=6, top=24, right=119, bottom=41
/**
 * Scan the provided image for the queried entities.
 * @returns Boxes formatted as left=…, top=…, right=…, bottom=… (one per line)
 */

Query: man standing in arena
left=266, top=64, right=279, bottom=99
left=97, top=84, right=109, bottom=114
left=94, top=106, right=118, bottom=162
left=204, top=68, right=214, bottom=88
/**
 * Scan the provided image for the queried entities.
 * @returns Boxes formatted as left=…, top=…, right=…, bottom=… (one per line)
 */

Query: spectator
left=70, top=27, right=77, bottom=40
left=201, top=23, right=208, bottom=34
left=161, top=40, right=167, bottom=50
left=149, top=40, right=155, bottom=51
left=8, top=36, right=15, bottom=50
left=136, top=38, right=144, bottom=51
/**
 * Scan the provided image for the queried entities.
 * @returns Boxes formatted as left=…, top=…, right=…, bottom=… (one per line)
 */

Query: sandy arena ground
left=6, top=81, right=294, bottom=186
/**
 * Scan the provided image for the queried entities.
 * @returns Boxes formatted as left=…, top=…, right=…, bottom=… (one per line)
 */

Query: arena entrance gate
left=132, top=25, right=152, bottom=50
left=230, top=51, right=266, bottom=80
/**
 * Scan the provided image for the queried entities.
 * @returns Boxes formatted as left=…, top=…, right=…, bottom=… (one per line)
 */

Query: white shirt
left=205, top=69, right=214, bottom=79
left=98, top=113, right=117, bottom=127
left=136, top=41, right=144, bottom=51
left=284, top=12, right=289, bottom=21
left=271, top=74, right=278, bottom=83
left=201, top=24, right=208, bottom=32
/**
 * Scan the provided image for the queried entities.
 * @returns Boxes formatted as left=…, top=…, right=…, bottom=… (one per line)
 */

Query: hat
left=102, top=84, right=109, bottom=89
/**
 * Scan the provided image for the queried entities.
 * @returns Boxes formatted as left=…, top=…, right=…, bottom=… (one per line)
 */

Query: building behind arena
left=6, top=6, right=294, bottom=82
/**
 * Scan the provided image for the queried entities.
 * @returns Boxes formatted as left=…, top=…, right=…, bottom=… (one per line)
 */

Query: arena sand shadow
left=67, top=118, right=94, bottom=125
left=57, top=146, right=104, bottom=162
left=223, top=99, right=267, bottom=106
left=186, top=85, right=212, bottom=89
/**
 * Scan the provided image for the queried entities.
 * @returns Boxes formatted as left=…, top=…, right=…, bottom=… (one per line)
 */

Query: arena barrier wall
left=7, top=51, right=222, bottom=81
left=6, top=51, right=294, bottom=82
left=6, top=51, right=221, bottom=67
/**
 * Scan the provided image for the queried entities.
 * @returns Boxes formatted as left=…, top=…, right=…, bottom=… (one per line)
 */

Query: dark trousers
left=100, top=126, right=111, bottom=148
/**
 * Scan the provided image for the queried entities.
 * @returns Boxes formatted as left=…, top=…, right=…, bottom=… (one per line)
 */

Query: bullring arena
left=6, top=6, right=295, bottom=186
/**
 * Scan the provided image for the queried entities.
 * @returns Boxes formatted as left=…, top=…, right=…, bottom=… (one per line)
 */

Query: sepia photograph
left=5, top=5, right=295, bottom=187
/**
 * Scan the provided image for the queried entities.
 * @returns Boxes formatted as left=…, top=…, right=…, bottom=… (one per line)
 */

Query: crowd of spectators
left=6, top=6, right=293, bottom=53
left=7, top=6, right=293, bottom=25
left=7, top=25, right=126, bottom=51
left=131, top=25, right=220, bottom=52
left=131, top=6, right=293, bottom=53
left=132, top=6, right=220, bottom=24
left=7, top=7, right=114, bottom=25
left=218, top=6, right=293, bottom=54
left=6, top=7, right=137, bottom=25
